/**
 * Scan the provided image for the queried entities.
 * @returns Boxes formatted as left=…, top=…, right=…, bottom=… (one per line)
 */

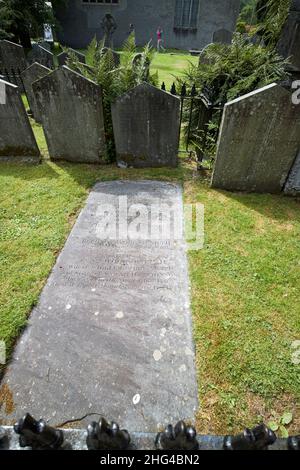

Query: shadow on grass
left=54, top=161, right=187, bottom=189
left=214, top=188, right=300, bottom=224
left=0, top=160, right=60, bottom=181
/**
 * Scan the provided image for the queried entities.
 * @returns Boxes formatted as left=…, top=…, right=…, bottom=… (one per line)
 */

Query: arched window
left=174, top=0, right=200, bottom=31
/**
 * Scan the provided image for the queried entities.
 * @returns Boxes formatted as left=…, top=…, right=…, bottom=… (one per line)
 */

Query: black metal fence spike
left=161, top=82, right=166, bottom=91
left=191, top=83, right=197, bottom=97
left=14, top=413, right=64, bottom=450
left=170, top=82, right=177, bottom=95
left=86, top=417, right=130, bottom=451
left=288, top=435, right=300, bottom=451
left=223, top=423, right=276, bottom=451
left=181, top=83, right=187, bottom=97
left=155, top=420, right=199, bottom=451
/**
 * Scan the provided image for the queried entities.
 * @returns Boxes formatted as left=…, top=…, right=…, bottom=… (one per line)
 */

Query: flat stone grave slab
left=0, top=181, right=198, bottom=432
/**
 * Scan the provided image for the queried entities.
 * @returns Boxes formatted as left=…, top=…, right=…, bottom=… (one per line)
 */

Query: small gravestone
left=57, top=49, right=86, bottom=67
left=0, top=40, right=27, bottom=90
left=0, top=39, right=27, bottom=71
left=211, top=83, right=300, bottom=193
left=213, top=29, right=233, bottom=44
left=284, top=151, right=300, bottom=195
left=27, top=44, right=54, bottom=69
left=198, top=43, right=215, bottom=66
left=277, top=1, right=300, bottom=71
left=0, top=180, right=198, bottom=431
left=38, top=40, right=51, bottom=51
left=33, top=66, right=106, bottom=163
left=0, top=79, right=40, bottom=163
left=132, top=53, right=143, bottom=67
left=21, top=62, right=51, bottom=123
left=112, top=83, right=180, bottom=168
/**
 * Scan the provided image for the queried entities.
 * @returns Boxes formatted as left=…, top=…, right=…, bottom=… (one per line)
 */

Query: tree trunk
left=18, top=28, right=32, bottom=49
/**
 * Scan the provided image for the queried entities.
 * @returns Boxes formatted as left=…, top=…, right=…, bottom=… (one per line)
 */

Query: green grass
left=78, top=46, right=198, bottom=90
left=1, top=120, right=299, bottom=434
left=150, top=51, right=198, bottom=89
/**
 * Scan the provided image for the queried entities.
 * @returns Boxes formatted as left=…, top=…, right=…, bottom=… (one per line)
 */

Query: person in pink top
left=157, top=27, right=165, bottom=52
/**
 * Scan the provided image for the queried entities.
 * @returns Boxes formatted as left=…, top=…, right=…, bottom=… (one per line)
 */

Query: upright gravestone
left=38, top=40, right=51, bottom=51
left=0, top=180, right=198, bottom=431
left=27, top=44, right=54, bottom=69
left=21, top=62, right=51, bottom=123
left=284, top=151, right=300, bottom=195
left=211, top=83, right=300, bottom=193
left=0, top=40, right=27, bottom=90
left=57, top=49, right=86, bottom=67
left=277, top=0, right=300, bottom=72
left=33, top=66, right=106, bottom=163
left=112, top=83, right=180, bottom=168
left=0, top=79, right=40, bottom=163
left=213, top=29, right=233, bottom=44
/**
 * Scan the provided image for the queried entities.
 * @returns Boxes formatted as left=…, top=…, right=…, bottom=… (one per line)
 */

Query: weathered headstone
left=132, top=52, right=143, bottom=67
left=38, top=40, right=51, bottom=51
left=0, top=79, right=40, bottom=163
left=213, top=29, right=233, bottom=44
left=27, top=44, right=54, bottom=69
left=277, top=0, right=300, bottom=72
left=0, top=180, right=198, bottom=431
left=112, top=83, right=180, bottom=168
left=211, top=83, right=300, bottom=193
left=0, top=40, right=27, bottom=90
left=0, top=40, right=27, bottom=71
left=57, top=49, right=86, bottom=67
left=33, top=66, right=106, bottom=163
left=21, top=62, right=51, bottom=123
left=284, top=151, right=300, bottom=195
left=198, top=43, right=215, bottom=66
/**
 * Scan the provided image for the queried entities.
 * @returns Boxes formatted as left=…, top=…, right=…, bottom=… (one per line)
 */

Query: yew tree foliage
left=181, top=32, right=289, bottom=160
left=0, top=0, right=65, bottom=47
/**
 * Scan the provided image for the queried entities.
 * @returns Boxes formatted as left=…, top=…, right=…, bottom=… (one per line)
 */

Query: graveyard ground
left=0, top=119, right=299, bottom=435
left=150, top=50, right=198, bottom=88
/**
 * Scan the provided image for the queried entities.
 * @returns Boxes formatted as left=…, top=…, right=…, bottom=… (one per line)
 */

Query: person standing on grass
left=157, top=27, right=165, bottom=52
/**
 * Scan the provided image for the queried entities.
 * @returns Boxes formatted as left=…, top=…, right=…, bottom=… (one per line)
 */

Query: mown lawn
left=150, top=50, right=198, bottom=88
left=79, top=46, right=198, bottom=89
left=0, top=128, right=299, bottom=433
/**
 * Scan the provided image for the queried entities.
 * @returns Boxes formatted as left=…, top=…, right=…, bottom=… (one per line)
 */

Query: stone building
left=53, top=0, right=241, bottom=50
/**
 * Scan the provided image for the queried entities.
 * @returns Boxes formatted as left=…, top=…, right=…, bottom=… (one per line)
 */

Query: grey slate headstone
left=57, top=49, right=86, bottom=67
left=32, top=66, right=106, bottom=163
left=284, top=151, right=300, bottom=195
left=0, top=40, right=27, bottom=71
left=112, top=83, right=180, bottom=168
left=0, top=180, right=198, bottom=432
left=38, top=40, right=51, bottom=52
left=213, top=29, right=233, bottom=44
left=27, top=44, right=54, bottom=69
left=211, top=83, right=300, bottom=193
left=198, top=43, right=215, bottom=66
left=21, top=62, right=51, bottom=123
left=0, top=40, right=27, bottom=91
left=0, top=79, right=40, bottom=163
